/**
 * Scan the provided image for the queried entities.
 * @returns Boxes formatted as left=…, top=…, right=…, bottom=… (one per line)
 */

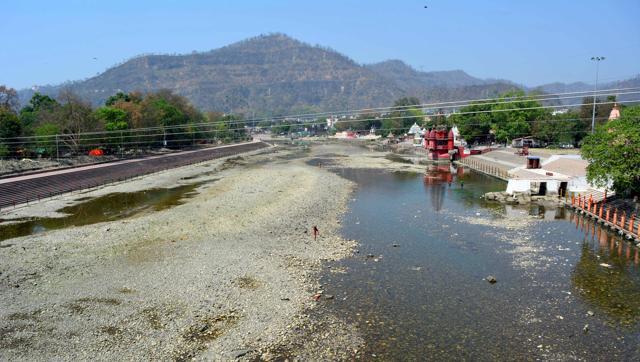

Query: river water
left=320, top=165, right=640, bottom=360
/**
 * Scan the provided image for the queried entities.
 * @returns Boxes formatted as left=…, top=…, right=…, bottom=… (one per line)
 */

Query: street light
left=590, top=56, right=605, bottom=133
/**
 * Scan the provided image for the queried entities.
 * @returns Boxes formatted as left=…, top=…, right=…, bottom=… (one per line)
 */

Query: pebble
left=230, top=349, right=252, bottom=358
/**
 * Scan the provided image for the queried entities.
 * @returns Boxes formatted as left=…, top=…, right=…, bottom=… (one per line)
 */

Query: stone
left=392, top=243, right=399, bottom=247
left=583, top=324, right=589, bottom=333
left=231, top=349, right=252, bottom=359
left=486, top=275, right=497, bottom=284
left=325, top=294, right=334, bottom=300
left=587, top=310, right=594, bottom=317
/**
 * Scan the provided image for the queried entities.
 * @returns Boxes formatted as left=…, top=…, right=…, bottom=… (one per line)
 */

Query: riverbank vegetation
left=0, top=86, right=247, bottom=158
left=581, top=105, right=640, bottom=196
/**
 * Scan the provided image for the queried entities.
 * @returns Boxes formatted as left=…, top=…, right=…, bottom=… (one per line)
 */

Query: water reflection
left=0, top=182, right=208, bottom=242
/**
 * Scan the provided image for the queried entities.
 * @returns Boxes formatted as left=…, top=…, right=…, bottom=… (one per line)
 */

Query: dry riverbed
left=0, top=145, right=365, bottom=360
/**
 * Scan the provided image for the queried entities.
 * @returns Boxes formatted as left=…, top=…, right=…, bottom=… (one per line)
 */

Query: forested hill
left=17, top=34, right=521, bottom=115
left=17, top=34, right=639, bottom=115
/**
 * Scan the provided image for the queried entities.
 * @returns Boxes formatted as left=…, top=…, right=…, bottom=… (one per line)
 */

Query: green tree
left=34, top=123, right=60, bottom=156
left=105, top=92, right=132, bottom=106
left=581, top=105, right=640, bottom=196
left=19, top=93, right=61, bottom=135
left=94, top=107, right=129, bottom=131
left=450, top=90, right=548, bottom=145
left=0, top=108, right=21, bottom=156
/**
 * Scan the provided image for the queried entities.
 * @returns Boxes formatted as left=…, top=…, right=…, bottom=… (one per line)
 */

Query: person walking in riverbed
left=312, top=225, right=319, bottom=241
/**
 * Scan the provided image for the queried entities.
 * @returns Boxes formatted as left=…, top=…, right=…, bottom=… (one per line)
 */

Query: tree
left=19, top=93, right=61, bottom=135
left=581, top=105, right=640, bottom=196
left=55, top=89, right=98, bottom=153
left=382, top=97, right=424, bottom=135
left=0, top=108, right=21, bottom=156
left=532, top=111, right=580, bottom=146
left=0, top=85, right=19, bottom=112
left=450, top=90, right=548, bottom=145
left=94, top=107, right=129, bottom=131
left=105, top=92, right=132, bottom=106
left=34, top=123, right=60, bottom=157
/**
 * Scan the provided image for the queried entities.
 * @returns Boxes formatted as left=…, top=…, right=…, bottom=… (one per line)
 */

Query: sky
left=3, top=0, right=639, bottom=90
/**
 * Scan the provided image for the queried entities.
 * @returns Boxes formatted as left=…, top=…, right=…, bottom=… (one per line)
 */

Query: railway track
left=0, top=141, right=268, bottom=212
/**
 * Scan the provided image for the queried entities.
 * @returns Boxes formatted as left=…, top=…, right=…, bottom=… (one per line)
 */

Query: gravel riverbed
left=0, top=145, right=363, bottom=361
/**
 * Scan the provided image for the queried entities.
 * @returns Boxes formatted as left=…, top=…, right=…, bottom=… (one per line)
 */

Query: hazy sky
left=3, top=0, right=639, bottom=89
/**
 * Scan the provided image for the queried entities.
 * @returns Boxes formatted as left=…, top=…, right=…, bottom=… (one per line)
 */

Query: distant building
left=511, top=136, right=541, bottom=148
left=407, top=123, right=422, bottom=135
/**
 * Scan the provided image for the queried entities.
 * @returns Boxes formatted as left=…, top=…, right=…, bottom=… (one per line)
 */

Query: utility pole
left=590, top=56, right=605, bottom=133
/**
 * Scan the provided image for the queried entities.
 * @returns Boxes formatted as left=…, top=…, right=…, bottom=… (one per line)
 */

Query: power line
left=6, top=86, right=639, bottom=142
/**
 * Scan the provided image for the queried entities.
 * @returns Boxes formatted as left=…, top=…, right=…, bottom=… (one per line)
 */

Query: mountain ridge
left=16, top=33, right=640, bottom=114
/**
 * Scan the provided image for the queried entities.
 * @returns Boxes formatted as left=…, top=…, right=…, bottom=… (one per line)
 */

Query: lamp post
left=590, top=56, right=605, bottom=133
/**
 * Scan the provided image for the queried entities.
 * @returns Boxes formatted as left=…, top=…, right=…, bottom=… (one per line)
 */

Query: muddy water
left=321, top=166, right=640, bottom=360
left=0, top=182, right=207, bottom=242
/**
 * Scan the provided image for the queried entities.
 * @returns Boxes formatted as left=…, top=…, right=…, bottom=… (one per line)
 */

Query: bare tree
left=0, top=85, right=19, bottom=112
left=55, top=89, right=96, bottom=153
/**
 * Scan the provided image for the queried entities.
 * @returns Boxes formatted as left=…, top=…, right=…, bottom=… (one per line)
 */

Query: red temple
left=424, top=128, right=466, bottom=161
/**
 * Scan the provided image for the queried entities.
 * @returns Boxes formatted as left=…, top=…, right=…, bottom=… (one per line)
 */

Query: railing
left=570, top=193, right=639, bottom=241
left=457, top=157, right=510, bottom=180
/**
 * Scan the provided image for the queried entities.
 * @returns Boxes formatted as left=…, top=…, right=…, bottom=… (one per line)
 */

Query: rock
left=231, top=349, right=252, bottom=359
left=324, top=294, right=334, bottom=300
left=587, top=310, right=594, bottom=317
left=583, top=324, right=589, bottom=333
left=486, top=275, right=497, bottom=284
left=366, top=253, right=375, bottom=258
left=392, top=243, right=399, bottom=247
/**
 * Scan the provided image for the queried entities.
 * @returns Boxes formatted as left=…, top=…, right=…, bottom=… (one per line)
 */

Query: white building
left=505, top=155, right=609, bottom=196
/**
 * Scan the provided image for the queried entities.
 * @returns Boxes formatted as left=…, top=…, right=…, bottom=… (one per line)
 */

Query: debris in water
left=599, top=263, right=612, bottom=268
left=486, top=275, right=497, bottom=284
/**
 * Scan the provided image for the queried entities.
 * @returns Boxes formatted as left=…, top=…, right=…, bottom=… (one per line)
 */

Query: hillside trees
left=581, top=105, right=640, bottom=196
left=5, top=88, right=240, bottom=157
left=382, top=97, right=424, bottom=135
left=450, top=90, right=550, bottom=145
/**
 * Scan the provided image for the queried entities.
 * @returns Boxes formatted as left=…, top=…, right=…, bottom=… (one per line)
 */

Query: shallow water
left=0, top=182, right=207, bottom=242
left=321, top=165, right=640, bottom=360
